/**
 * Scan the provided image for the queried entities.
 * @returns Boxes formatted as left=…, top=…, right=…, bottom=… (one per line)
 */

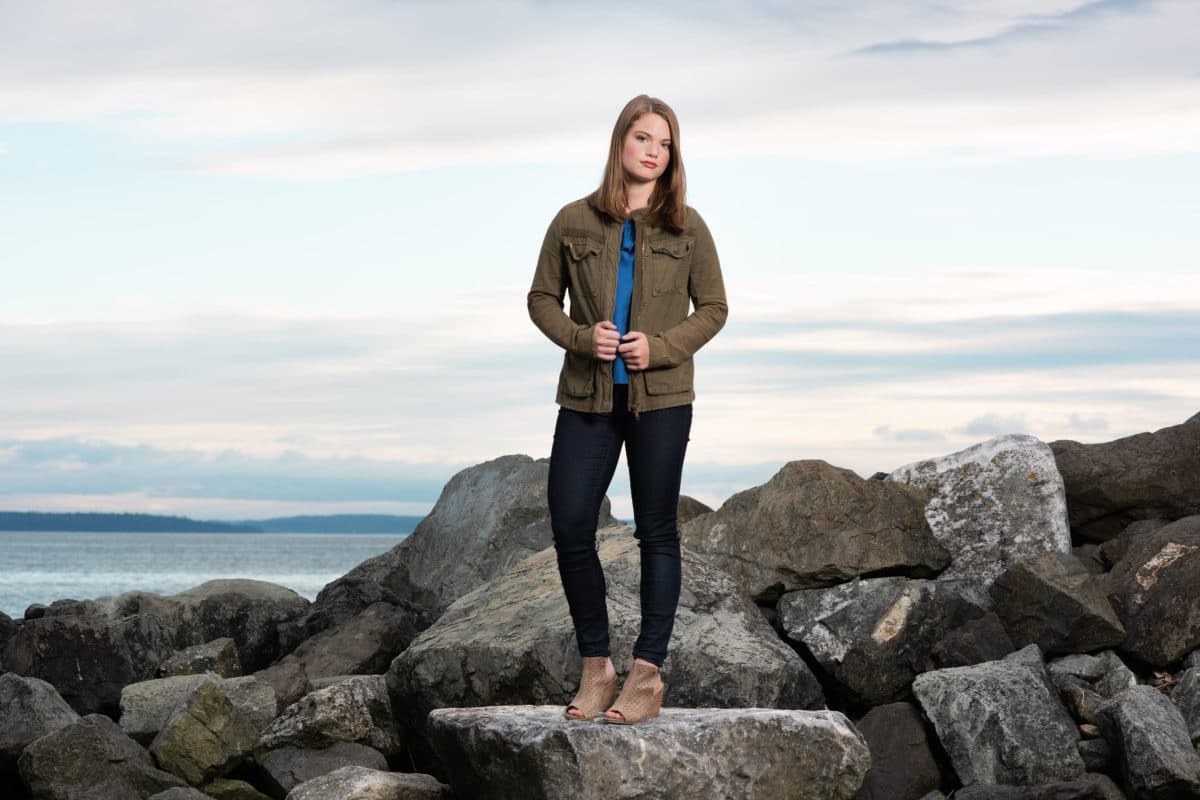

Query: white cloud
left=0, top=1, right=1195, bottom=176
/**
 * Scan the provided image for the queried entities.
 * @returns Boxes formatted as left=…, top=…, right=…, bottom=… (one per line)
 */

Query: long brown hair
left=588, top=95, right=688, bottom=234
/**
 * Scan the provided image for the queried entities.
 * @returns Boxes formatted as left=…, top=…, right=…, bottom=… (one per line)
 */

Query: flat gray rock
left=427, top=705, right=870, bottom=800
left=387, top=525, right=824, bottom=772
left=285, top=765, right=449, bottom=800
left=912, top=651, right=1084, bottom=786
left=887, top=434, right=1071, bottom=586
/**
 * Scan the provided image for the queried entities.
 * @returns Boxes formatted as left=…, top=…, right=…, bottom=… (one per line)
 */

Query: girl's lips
left=641, top=161, right=657, bottom=168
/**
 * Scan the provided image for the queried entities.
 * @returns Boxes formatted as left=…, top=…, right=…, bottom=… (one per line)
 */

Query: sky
left=1, top=0, right=1197, bottom=521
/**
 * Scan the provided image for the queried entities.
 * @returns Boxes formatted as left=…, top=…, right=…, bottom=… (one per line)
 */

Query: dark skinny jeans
left=548, top=383, right=692, bottom=668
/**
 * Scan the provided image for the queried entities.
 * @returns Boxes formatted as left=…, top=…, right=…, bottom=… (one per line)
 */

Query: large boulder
left=1095, top=685, right=1200, bottom=799
left=17, top=713, right=188, bottom=799
left=427, top=706, right=871, bottom=800
left=344, top=454, right=614, bottom=617
left=1050, top=414, right=1200, bottom=541
left=1103, top=515, right=1200, bottom=666
left=681, top=459, right=948, bottom=602
left=76, top=581, right=310, bottom=680
left=778, top=576, right=988, bottom=705
left=887, top=434, right=1071, bottom=586
left=387, top=524, right=824, bottom=773
left=912, top=647, right=1085, bottom=787
left=1, top=612, right=136, bottom=717
left=0, top=673, right=80, bottom=769
left=1173, top=667, right=1200, bottom=746
left=989, top=552, right=1125, bottom=657
left=252, top=741, right=388, bottom=797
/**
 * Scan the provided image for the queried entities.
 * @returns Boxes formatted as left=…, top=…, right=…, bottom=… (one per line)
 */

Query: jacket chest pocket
left=563, top=234, right=605, bottom=298
left=648, top=236, right=694, bottom=296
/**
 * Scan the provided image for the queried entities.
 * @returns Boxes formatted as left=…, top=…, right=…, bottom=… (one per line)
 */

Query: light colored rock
left=427, top=705, right=870, bottom=800
left=887, top=433, right=1071, bottom=586
left=286, top=765, right=449, bottom=800
left=912, top=652, right=1084, bottom=786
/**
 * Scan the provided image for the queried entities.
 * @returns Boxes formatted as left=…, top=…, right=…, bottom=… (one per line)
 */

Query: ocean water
left=0, top=531, right=406, bottom=619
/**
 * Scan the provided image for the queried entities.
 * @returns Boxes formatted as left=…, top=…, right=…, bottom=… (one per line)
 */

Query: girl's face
left=620, top=113, right=671, bottom=185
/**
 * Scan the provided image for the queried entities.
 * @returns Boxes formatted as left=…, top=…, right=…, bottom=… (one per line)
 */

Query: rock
left=149, top=675, right=263, bottom=786
left=1, top=612, right=136, bottom=716
left=95, top=581, right=309, bottom=679
left=285, top=765, right=449, bottom=800
left=254, top=742, right=389, bottom=796
left=676, top=494, right=713, bottom=525
left=149, top=789, right=214, bottom=800
left=252, top=656, right=309, bottom=712
left=778, top=576, right=988, bottom=705
left=912, top=650, right=1084, bottom=786
left=681, top=459, right=948, bottom=602
left=989, top=552, right=1125, bottom=656
left=158, top=637, right=242, bottom=678
left=1051, top=416, right=1200, bottom=541
left=345, top=454, right=613, bottom=617
left=1104, top=515, right=1200, bottom=665
left=887, top=434, right=1071, bottom=586
left=121, top=673, right=277, bottom=746
left=1078, top=739, right=1113, bottom=773
left=1072, top=543, right=1107, bottom=575
left=853, top=702, right=941, bottom=800
left=0, top=673, right=80, bottom=769
left=1048, top=650, right=1136, bottom=725
left=1174, top=667, right=1200, bottom=746
left=388, top=525, right=823, bottom=773
left=17, top=713, right=187, bottom=798
left=199, top=777, right=274, bottom=799
left=1098, top=519, right=1169, bottom=570
left=931, top=611, right=1015, bottom=668
left=259, top=675, right=402, bottom=760
left=276, top=576, right=431, bottom=656
left=427, top=705, right=870, bottom=800
left=1095, top=685, right=1200, bottom=799
left=950, top=773, right=1124, bottom=799
left=283, top=601, right=426, bottom=682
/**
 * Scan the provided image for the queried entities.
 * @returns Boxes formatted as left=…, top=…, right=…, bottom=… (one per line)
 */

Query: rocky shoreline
left=2, top=413, right=1199, bottom=799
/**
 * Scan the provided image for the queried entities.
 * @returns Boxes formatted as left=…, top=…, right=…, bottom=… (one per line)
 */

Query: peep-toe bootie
left=604, top=660, right=665, bottom=725
left=564, top=656, right=618, bottom=721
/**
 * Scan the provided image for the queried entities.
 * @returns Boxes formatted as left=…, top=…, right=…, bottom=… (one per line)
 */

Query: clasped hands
left=591, top=321, right=648, bottom=371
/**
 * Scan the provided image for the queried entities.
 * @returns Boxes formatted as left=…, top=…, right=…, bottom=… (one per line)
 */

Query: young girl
left=527, top=95, right=728, bottom=724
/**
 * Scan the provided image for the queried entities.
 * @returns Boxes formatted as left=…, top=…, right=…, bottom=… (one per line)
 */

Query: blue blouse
left=612, top=219, right=636, bottom=384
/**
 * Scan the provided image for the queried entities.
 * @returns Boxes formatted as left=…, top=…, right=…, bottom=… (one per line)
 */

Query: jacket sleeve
left=526, top=211, right=594, bottom=357
left=645, top=211, right=728, bottom=369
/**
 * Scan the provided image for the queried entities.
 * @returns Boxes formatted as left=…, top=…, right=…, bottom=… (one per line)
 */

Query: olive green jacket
left=527, top=196, right=728, bottom=418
